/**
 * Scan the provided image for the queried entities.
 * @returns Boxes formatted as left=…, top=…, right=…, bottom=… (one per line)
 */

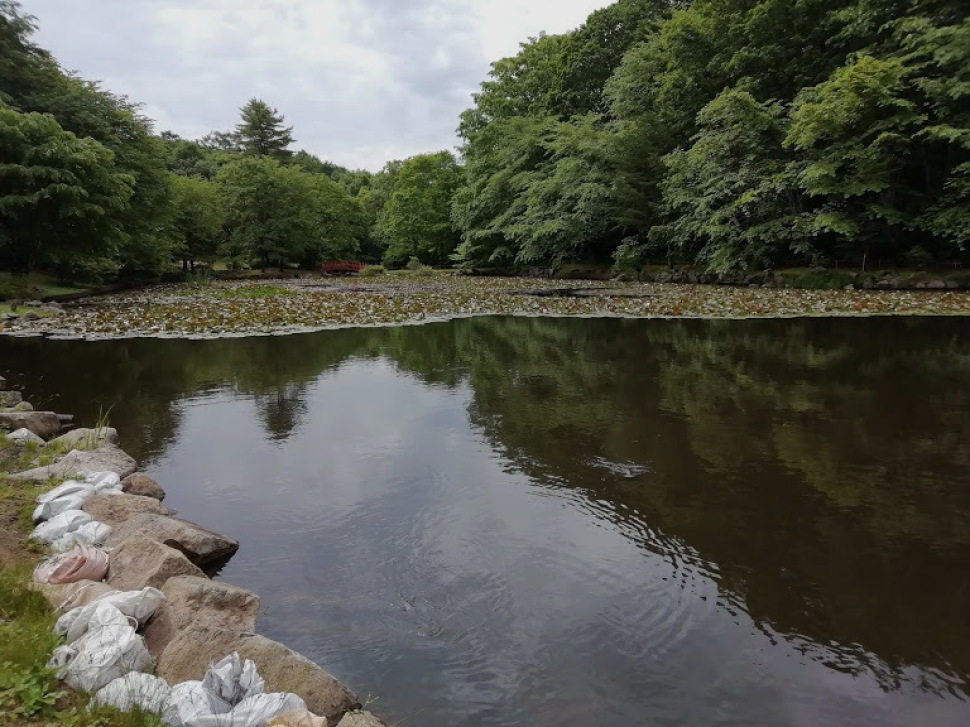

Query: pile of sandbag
left=161, top=653, right=317, bottom=727
left=31, top=472, right=121, bottom=551
left=88, top=652, right=324, bottom=727
left=48, top=588, right=165, bottom=692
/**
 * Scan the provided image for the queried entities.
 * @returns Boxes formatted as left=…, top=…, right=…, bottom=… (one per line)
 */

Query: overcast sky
left=24, top=0, right=613, bottom=171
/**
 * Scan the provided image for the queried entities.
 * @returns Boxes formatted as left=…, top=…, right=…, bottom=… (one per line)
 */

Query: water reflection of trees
left=3, top=316, right=969, bottom=691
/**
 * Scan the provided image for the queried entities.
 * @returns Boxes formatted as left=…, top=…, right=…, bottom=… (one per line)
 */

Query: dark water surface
left=3, top=316, right=970, bottom=727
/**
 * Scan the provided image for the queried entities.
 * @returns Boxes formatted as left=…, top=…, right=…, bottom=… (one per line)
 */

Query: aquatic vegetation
left=3, top=275, right=970, bottom=340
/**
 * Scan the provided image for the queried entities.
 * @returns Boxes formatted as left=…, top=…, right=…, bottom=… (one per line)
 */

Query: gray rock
left=49, top=427, right=120, bottom=449
left=0, top=391, right=23, bottom=408
left=83, top=493, right=172, bottom=526
left=122, top=473, right=166, bottom=501
left=23, top=311, right=40, bottom=321
left=0, top=411, right=61, bottom=439
left=337, top=712, right=389, bottom=727
left=9, top=444, right=138, bottom=481
left=6, top=428, right=44, bottom=446
left=0, top=375, right=6, bottom=390
left=144, top=576, right=260, bottom=657
left=106, top=535, right=204, bottom=590
left=14, top=401, right=33, bottom=412
left=0, top=312, right=18, bottom=322
left=925, top=279, right=947, bottom=289
left=108, top=513, right=238, bottom=566
left=157, top=625, right=360, bottom=721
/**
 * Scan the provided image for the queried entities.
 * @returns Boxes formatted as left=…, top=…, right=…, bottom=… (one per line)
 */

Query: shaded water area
left=3, top=316, right=970, bottom=726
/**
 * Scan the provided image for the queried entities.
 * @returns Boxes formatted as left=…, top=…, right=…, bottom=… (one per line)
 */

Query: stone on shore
left=157, top=625, right=360, bottom=721
left=337, top=712, right=389, bottom=727
left=0, top=390, right=23, bottom=408
left=32, top=580, right=116, bottom=611
left=0, top=411, right=61, bottom=440
left=143, top=575, right=260, bottom=657
left=269, top=711, right=327, bottom=727
left=122, top=473, right=166, bottom=501
left=6, top=428, right=45, bottom=446
left=49, top=427, right=120, bottom=449
left=9, top=444, right=138, bottom=481
left=107, top=535, right=204, bottom=590
left=108, top=513, right=238, bottom=566
left=83, top=493, right=172, bottom=526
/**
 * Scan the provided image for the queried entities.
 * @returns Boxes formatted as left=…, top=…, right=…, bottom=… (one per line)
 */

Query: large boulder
left=83, top=493, right=172, bottom=526
left=157, top=626, right=360, bottom=721
left=108, top=513, right=238, bottom=566
left=337, top=712, right=389, bottom=727
left=32, top=580, right=116, bottom=611
left=122, top=473, right=166, bottom=501
left=49, top=427, right=120, bottom=449
left=0, top=411, right=61, bottom=440
left=143, top=576, right=260, bottom=657
left=6, top=428, right=44, bottom=446
left=107, top=535, right=204, bottom=590
left=0, top=390, right=23, bottom=408
left=10, top=444, right=138, bottom=481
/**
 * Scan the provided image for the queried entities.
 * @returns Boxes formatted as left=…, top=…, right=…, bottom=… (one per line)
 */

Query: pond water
left=3, top=316, right=970, bottom=727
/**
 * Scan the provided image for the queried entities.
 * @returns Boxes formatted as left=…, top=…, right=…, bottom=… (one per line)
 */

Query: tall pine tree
left=235, top=99, right=294, bottom=160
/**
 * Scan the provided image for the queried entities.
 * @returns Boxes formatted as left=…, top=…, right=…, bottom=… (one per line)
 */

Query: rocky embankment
left=1, top=374, right=387, bottom=727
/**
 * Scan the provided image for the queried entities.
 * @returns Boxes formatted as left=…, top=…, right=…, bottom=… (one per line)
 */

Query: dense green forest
left=1, top=0, right=968, bottom=283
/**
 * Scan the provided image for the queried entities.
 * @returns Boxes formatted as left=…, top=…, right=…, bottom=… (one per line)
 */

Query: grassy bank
left=0, top=272, right=90, bottom=301
left=0, top=438, right=161, bottom=726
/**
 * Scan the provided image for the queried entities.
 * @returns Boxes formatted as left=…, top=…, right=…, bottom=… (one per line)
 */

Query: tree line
left=1, top=0, right=968, bottom=281
left=0, top=1, right=459, bottom=279
left=454, top=0, right=969, bottom=272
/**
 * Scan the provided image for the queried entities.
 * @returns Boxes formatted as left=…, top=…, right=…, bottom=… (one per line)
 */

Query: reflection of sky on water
left=147, top=357, right=968, bottom=727
left=3, top=316, right=969, bottom=727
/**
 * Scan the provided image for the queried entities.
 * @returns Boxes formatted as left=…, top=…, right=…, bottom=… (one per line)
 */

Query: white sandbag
left=224, top=693, right=309, bottom=727
left=204, top=652, right=265, bottom=705
left=51, top=521, right=112, bottom=552
left=33, top=495, right=86, bottom=523
left=56, top=587, right=165, bottom=642
left=85, top=471, right=122, bottom=492
left=33, top=544, right=109, bottom=585
left=31, top=510, right=93, bottom=544
left=36, top=481, right=95, bottom=504
left=91, top=672, right=172, bottom=715
left=164, top=687, right=308, bottom=727
left=162, top=654, right=309, bottom=727
left=49, top=603, right=153, bottom=693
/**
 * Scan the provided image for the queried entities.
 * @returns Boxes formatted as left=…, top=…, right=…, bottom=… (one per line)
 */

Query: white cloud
left=24, top=0, right=613, bottom=171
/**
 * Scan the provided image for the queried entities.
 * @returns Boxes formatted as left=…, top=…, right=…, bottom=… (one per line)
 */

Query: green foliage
left=0, top=105, right=133, bottom=274
left=235, top=99, right=294, bottom=160
left=379, top=152, right=460, bottom=267
left=659, top=89, right=808, bottom=272
left=217, top=157, right=363, bottom=270
left=454, top=0, right=970, bottom=272
left=169, top=174, right=224, bottom=268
